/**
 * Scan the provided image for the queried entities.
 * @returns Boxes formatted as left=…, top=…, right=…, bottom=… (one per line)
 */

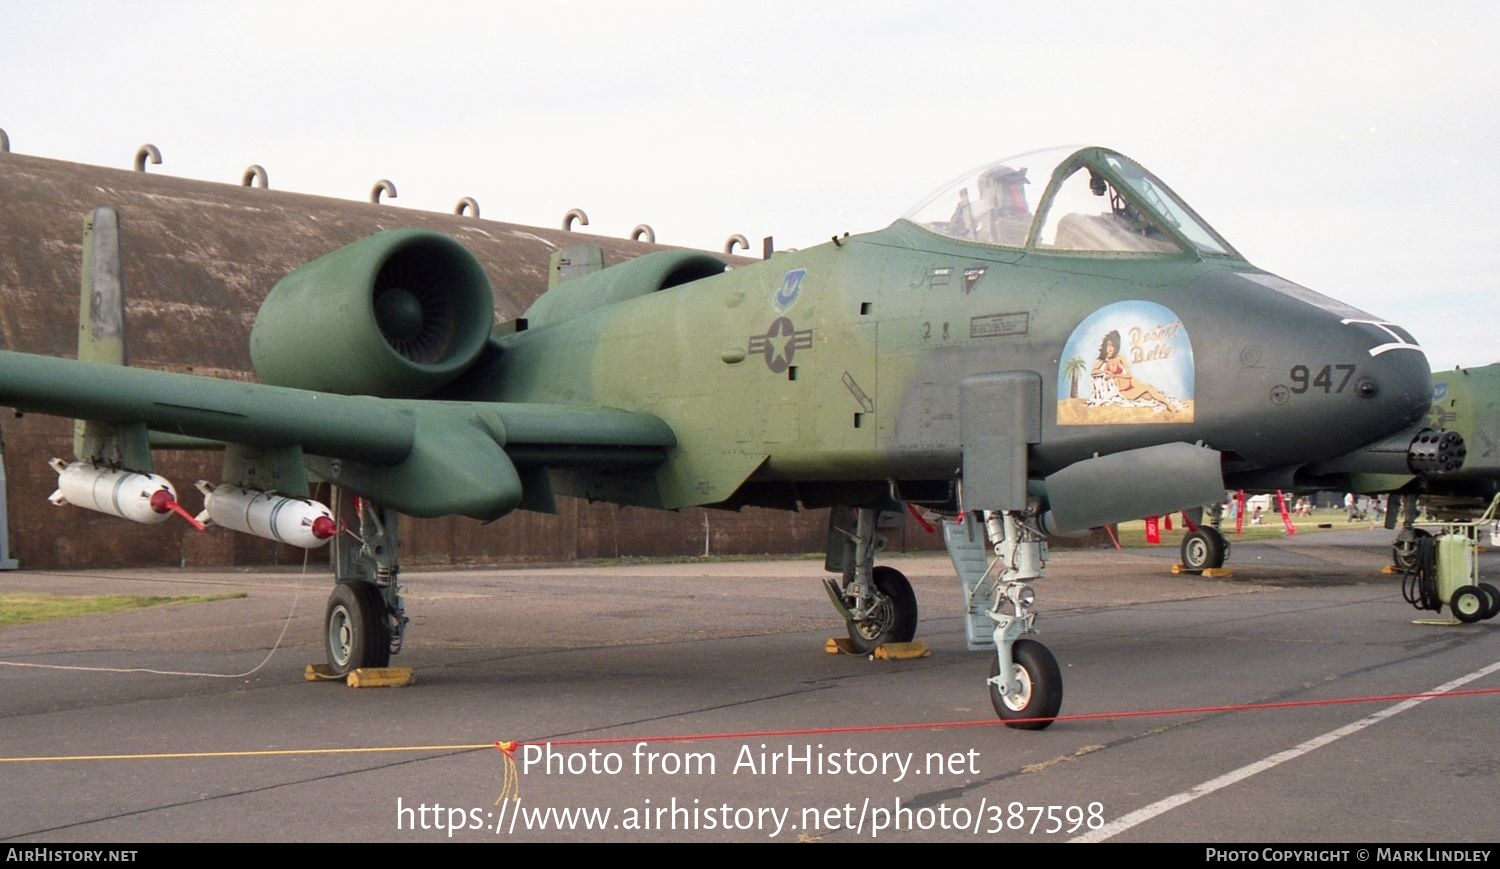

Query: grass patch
left=0, top=592, right=247, bottom=627
left=1114, top=509, right=1382, bottom=548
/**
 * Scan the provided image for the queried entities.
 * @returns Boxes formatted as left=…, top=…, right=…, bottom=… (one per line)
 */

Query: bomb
left=194, top=482, right=336, bottom=549
left=48, top=458, right=199, bottom=527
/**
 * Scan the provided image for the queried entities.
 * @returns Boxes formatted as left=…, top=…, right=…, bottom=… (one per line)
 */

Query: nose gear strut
left=945, top=505, right=1062, bottom=729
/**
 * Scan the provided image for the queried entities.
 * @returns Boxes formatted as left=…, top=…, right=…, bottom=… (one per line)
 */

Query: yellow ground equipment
left=1402, top=494, right=1500, bottom=623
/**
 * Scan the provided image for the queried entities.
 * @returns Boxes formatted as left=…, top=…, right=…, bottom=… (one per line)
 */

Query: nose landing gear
left=979, top=508, right=1063, bottom=729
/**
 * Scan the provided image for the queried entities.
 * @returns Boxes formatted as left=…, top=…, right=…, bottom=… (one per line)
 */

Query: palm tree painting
left=1062, top=356, right=1088, bottom=399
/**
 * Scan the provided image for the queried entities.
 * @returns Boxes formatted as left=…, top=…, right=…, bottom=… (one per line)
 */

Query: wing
left=0, top=347, right=674, bottom=520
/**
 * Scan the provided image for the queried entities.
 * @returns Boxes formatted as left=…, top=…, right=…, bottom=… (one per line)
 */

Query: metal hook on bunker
left=242, top=164, right=269, bottom=188
left=134, top=144, right=161, bottom=172
left=370, top=179, right=397, bottom=204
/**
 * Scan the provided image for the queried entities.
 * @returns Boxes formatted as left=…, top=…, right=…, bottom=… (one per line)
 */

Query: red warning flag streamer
left=1163, top=513, right=1173, bottom=532
left=1104, top=523, right=1123, bottom=552
left=906, top=502, right=936, bottom=534
left=1275, top=489, right=1297, bottom=536
left=149, top=489, right=205, bottom=531
left=1145, top=515, right=1161, bottom=545
left=1235, top=490, right=1247, bottom=535
left=1179, top=510, right=1199, bottom=533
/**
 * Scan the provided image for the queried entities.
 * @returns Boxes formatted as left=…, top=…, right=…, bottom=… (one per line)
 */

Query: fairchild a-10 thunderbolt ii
left=0, top=145, right=1459, bottom=728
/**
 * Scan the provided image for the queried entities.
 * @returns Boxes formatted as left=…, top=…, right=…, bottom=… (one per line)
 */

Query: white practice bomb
left=194, top=482, right=337, bottom=549
left=48, top=458, right=180, bottom=525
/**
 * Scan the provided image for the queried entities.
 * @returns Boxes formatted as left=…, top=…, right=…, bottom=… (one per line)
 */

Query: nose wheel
left=978, top=508, right=1064, bottom=729
left=989, top=638, right=1062, bottom=729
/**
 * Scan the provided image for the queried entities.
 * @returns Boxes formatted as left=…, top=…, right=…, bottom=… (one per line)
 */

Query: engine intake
left=250, top=229, right=493, bottom=397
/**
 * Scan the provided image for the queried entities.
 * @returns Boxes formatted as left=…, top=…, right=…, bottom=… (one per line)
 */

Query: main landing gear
left=822, top=506, right=918, bottom=653
left=1179, top=502, right=1229, bottom=571
left=324, top=489, right=408, bottom=676
left=1180, top=526, right=1229, bottom=571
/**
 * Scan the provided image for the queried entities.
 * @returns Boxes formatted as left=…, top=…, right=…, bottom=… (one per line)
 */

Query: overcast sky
left=3, top=1, right=1496, bottom=371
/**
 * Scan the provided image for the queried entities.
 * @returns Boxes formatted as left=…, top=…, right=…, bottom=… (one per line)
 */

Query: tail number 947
left=1289, top=364, right=1356, bottom=394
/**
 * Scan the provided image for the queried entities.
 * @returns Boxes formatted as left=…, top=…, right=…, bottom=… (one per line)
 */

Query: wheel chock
left=1382, top=564, right=1398, bottom=575
left=874, top=642, right=930, bottom=660
left=823, top=638, right=930, bottom=659
left=825, top=637, right=859, bottom=655
left=1172, top=565, right=1234, bottom=577
left=346, top=667, right=415, bottom=688
left=304, top=664, right=339, bottom=681
left=1413, top=618, right=1463, bottom=627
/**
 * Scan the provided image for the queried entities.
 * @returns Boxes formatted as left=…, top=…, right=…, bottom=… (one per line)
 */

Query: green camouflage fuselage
left=484, top=220, right=1434, bottom=514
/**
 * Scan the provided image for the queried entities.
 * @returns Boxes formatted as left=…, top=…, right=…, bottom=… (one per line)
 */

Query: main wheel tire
left=1393, top=528, right=1431, bottom=571
left=844, top=566, right=918, bottom=653
left=990, top=638, right=1063, bottom=730
left=325, top=582, right=391, bottom=675
left=1451, top=585, right=1487, bottom=624
left=1479, top=583, right=1500, bottom=621
left=1181, top=528, right=1228, bottom=571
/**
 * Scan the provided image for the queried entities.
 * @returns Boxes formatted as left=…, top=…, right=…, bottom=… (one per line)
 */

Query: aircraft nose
left=1344, top=327, right=1432, bottom=423
left=1275, top=314, right=1433, bottom=463
left=1199, top=273, right=1434, bottom=471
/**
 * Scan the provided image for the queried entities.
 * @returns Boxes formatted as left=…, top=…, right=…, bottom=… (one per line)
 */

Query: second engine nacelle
left=250, top=229, right=494, bottom=398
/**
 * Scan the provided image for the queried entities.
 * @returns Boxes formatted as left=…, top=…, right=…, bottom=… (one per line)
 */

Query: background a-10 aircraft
left=0, top=145, right=1465, bottom=728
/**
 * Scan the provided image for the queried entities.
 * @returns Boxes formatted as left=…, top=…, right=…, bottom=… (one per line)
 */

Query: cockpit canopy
left=903, top=146, right=1238, bottom=258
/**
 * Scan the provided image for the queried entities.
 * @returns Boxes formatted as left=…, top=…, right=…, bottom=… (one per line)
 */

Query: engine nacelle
left=250, top=229, right=494, bottom=398
left=522, top=249, right=727, bottom=329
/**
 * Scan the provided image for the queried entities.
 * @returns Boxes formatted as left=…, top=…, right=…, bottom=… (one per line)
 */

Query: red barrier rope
left=523, top=687, right=1500, bottom=750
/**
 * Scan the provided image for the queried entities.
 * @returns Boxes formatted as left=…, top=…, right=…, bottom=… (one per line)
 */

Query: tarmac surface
left=2, top=525, right=1498, bottom=843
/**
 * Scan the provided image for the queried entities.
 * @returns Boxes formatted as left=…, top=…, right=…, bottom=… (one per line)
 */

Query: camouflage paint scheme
left=0, top=147, right=1438, bottom=529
